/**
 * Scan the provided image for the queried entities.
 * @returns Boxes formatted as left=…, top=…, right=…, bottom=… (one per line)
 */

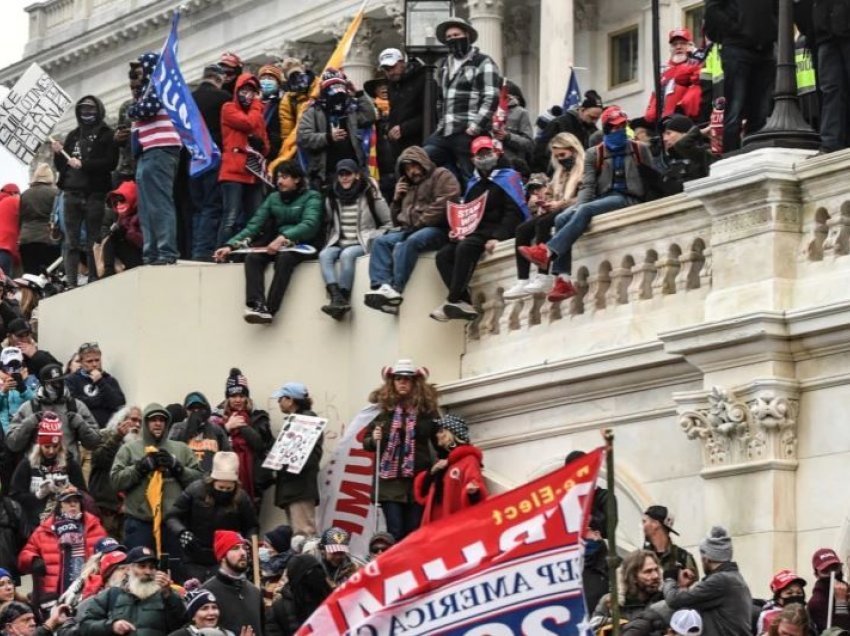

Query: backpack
left=593, top=141, right=664, bottom=202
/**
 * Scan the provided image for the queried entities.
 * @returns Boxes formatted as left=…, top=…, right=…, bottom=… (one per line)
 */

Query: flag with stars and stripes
left=562, top=68, right=582, bottom=111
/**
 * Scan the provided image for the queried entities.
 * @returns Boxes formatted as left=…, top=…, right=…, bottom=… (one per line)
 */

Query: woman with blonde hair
left=504, top=132, right=585, bottom=299
left=362, top=359, right=439, bottom=541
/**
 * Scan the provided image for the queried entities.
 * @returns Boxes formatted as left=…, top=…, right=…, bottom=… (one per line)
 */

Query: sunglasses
left=78, top=341, right=100, bottom=354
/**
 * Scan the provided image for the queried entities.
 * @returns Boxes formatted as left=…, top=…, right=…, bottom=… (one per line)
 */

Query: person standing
left=379, top=48, right=430, bottom=157
left=202, top=531, right=264, bottom=636
left=258, top=64, right=284, bottom=161
left=808, top=547, right=850, bottom=632
left=19, top=164, right=60, bottom=275
left=65, top=342, right=125, bottom=429
left=813, top=0, right=850, bottom=151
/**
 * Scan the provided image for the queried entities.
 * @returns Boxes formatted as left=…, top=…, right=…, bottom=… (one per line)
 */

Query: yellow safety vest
left=796, top=49, right=816, bottom=95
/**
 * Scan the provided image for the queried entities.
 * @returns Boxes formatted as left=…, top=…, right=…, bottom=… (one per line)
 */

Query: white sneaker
left=364, top=283, right=403, bottom=310
left=429, top=304, right=450, bottom=322
left=376, top=283, right=403, bottom=305
left=444, top=301, right=479, bottom=320
left=502, top=279, right=531, bottom=300
left=523, top=273, right=555, bottom=295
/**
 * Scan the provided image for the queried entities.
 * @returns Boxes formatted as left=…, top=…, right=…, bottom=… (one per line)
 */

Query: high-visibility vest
left=796, top=45, right=817, bottom=96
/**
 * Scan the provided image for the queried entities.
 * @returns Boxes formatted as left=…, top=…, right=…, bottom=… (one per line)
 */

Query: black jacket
left=660, top=127, right=716, bottom=195
left=533, top=109, right=598, bottom=172
left=54, top=95, right=118, bottom=193
left=88, top=428, right=125, bottom=512
left=0, top=496, right=25, bottom=583
left=705, top=0, right=778, bottom=51
left=65, top=370, right=126, bottom=428
left=464, top=166, right=524, bottom=242
left=192, top=81, right=231, bottom=149
left=9, top=454, right=88, bottom=529
left=267, top=554, right=331, bottom=636
left=387, top=59, right=432, bottom=152
left=274, top=409, right=322, bottom=508
left=811, top=0, right=850, bottom=42
left=202, top=572, right=264, bottom=636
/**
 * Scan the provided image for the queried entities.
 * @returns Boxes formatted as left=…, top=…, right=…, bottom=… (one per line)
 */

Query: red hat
left=668, top=27, right=693, bottom=43
left=37, top=412, right=62, bottom=445
left=812, top=548, right=842, bottom=574
left=100, top=551, right=127, bottom=582
left=219, top=52, right=242, bottom=69
left=601, top=106, right=628, bottom=128
left=769, top=568, right=806, bottom=593
left=470, top=136, right=498, bottom=155
left=214, top=530, right=247, bottom=562
left=0, top=184, right=20, bottom=196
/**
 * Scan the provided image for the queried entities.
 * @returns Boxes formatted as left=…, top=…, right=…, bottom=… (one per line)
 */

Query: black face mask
left=447, top=37, right=471, bottom=59
left=559, top=157, right=576, bottom=171
left=782, top=594, right=806, bottom=606
left=212, top=490, right=235, bottom=505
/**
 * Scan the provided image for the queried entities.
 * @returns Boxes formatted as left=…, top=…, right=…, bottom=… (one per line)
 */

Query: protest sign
left=447, top=192, right=488, bottom=240
left=263, top=413, right=327, bottom=474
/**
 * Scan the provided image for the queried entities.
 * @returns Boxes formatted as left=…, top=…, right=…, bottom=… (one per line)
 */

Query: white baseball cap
left=0, top=347, right=23, bottom=368
left=378, top=48, right=405, bottom=68
left=670, top=609, right=702, bottom=635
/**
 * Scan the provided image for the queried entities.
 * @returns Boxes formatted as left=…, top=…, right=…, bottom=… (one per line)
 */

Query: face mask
left=44, top=383, right=61, bottom=401
left=604, top=128, right=628, bottom=147
left=258, top=547, right=272, bottom=562
left=79, top=113, right=97, bottom=125
left=558, top=156, right=576, bottom=171
left=212, top=489, right=235, bottom=505
left=782, top=594, right=805, bottom=606
left=585, top=539, right=604, bottom=556
left=260, top=79, right=278, bottom=98
left=507, top=96, right=519, bottom=108
left=237, top=93, right=253, bottom=108
left=447, top=37, right=471, bottom=59
left=473, top=155, right=498, bottom=173
left=325, top=91, right=349, bottom=116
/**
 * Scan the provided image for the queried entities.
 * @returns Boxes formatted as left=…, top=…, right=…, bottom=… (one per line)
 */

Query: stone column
left=467, top=0, right=505, bottom=71
left=538, top=0, right=573, bottom=111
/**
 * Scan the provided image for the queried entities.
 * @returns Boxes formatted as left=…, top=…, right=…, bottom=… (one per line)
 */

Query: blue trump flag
left=152, top=12, right=220, bottom=176
left=562, top=68, right=581, bottom=111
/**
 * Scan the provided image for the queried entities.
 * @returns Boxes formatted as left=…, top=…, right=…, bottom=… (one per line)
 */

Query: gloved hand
left=247, top=135, right=264, bottom=152
left=136, top=454, right=157, bottom=476
left=155, top=450, right=182, bottom=476
left=663, top=565, right=682, bottom=582
left=179, top=531, right=198, bottom=552
left=31, top=557, right=47, bottom=577
left=36, top=480, right=54, bottom=499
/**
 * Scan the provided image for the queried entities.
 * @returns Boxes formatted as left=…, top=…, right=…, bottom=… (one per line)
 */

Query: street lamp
left=404, top=0, right=453, bottom=140
left=742, top=0, right=820, bottom=150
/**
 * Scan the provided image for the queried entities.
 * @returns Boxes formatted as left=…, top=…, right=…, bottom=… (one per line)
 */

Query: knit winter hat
left=214, top=530, right=247, bottom=562
left=368, top=532, right=395, bottom=553
left=258, top=64, right=283, bottom=84
left=699, top=525, right=733, bottom=562
left=0, top=568, right=11, bottom=581
left=435, top=414, right=470, bottom=443
left=185, top=587, right=217, bottom=618
left=0, top=602, right=33, bottom=629
left=225, top=368, right=249, bottom=397
left=320, top=68, right=347, bottom=92
left=664, top=114, right=694, bottom=134
left=37, top=411, right=62, bottom=445
left=265, top=524, right=293, bottom=553
left=210, top=452, right=239, bottom=482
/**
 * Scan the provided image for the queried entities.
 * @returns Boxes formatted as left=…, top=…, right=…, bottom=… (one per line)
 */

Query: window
left=683, top=3, right=705, bottom=40
left=609, top=27, right=639, bottom=88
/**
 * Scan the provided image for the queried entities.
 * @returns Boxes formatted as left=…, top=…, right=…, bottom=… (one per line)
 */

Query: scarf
left=229, top=409, right=255, bottom=500
left=55, top=515, right=85, bottom=594
left=604, top=129, right=629, bottom=192
left=333, top=176, right=365, bottom=205
left=379, top=406, right=417, bottom=480
left=143, top=445, right=164, bottom=555
left=374, top=96, right=390, bottom=118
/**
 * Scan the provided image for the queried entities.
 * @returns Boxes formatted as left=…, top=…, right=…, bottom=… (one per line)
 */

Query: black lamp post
left=404, top=0, right=453, bottom=141
left=742, top=0, right=820, bottom=150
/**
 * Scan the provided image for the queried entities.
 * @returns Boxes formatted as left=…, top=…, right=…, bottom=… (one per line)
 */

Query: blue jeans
left=547, top=193, right=634, bottom=275
left=381, top=501, right=423, bottom=542
left=136, top=146, right=180, bottom=264
left=319, top=244, right=365, bottom=291
left=218, top=182, right=263, bottom=247
left=189, top=168, right=223, bottom=260
left=368, top=227, right=448, bottom=292
left=423, top=131, right=475, bottom=183
left=721, top=44, right=776, bottom=152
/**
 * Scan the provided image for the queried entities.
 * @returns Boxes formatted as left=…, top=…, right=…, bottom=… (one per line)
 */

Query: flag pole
left=603, top=429, right=621, bottom=635
left=651, top=0, right=663, bottom=126
left=374, top=436, right=381, bottom=532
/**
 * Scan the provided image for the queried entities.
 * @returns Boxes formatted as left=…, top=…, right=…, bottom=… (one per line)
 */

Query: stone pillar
left=538, top=0, right=573, bottom=111
left=344, top=20, right=377, bottom=91
left=467, top=0, right=505, bottom=71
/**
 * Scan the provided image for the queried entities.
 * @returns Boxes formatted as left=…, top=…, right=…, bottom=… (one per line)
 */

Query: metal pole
left=651, top=0, right=663, bottom=126
left=421, top=56, right=437, bottom=141
left=604, top=429, right=621, bottom=635
left=374, top=435, right=382, bottom=532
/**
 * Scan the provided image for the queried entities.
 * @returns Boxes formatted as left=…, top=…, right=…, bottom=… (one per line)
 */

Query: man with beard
left=202, top=531, right=263, bottom=636
left=591, top=550, right=663, bottom=630
left=80, top=546, right=185, bottom=636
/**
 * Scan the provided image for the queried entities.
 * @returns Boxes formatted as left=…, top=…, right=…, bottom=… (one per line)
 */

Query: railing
left=43, top=0, right=75, bottom=30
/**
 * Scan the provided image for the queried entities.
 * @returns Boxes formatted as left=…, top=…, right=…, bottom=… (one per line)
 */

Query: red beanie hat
left=37, top=412, right=62, bottom=445
left=214, top=530, right=246, bottom=562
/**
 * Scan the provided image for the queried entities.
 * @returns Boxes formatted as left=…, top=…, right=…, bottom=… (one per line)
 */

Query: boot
left=321, top=284, right=349, bottom=320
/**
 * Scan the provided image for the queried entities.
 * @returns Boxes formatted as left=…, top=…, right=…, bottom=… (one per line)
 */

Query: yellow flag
left=143, top=446, right=164, bottom=556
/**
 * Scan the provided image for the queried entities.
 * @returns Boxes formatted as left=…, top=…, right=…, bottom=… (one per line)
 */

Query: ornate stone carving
left=502, top=4, right=532, bottom=56
left=678, top=386, right=799, bottom=471
left=466, top=0, right=505, bottom=19
left=383, top=0, right=406, bottom=36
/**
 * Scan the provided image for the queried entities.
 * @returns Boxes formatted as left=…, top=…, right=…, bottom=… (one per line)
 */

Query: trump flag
left=152, top=12, right=220, bottom=176
left=297, top=448, right=604, bottom=635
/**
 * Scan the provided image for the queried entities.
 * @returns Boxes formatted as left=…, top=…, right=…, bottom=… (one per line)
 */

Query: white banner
left=0, top=63, right=72, bottom=165
left=317, top=404, right=381, bottom=557
left=263, top=413, right=327, bottom=474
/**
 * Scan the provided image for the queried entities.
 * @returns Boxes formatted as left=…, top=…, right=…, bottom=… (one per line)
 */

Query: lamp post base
left=742, top=100, right=821, bottom=151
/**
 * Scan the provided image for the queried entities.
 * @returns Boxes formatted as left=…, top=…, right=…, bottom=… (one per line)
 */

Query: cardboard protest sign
left=263, top=413, right=327, bottom=474
left=447, top=192, right=488, bottom=240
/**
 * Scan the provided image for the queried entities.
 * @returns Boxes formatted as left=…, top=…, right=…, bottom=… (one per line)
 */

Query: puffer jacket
left=323, top=178, right=392, bottom=251
left=110, top=403, right=203, bottom=522
left=219, top=73, right=270, bottom=184
left=267, top=89, right=313, bottom=175
left=80, top=583, right=187, bottom=636
left=414, top=444, right=487, bottom=525
left=0, top=195, right=20, bottom=263
left=390, top=146, right=460, bottom=230
left=226, top=187, right=322, bottom=248
left=18, top=511, right=106, bottom=597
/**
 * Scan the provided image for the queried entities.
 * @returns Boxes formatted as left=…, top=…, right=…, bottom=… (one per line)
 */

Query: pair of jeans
left=514, top=211, right=559, bottom=279
left=319, top=244, right=365, bottom=291
left=368, top=227, right=448, bottom=292
left=720, top=44, right=776, bottom=152
left=188, top=168, right=223, bottom=260
left=63, top=191, right=105, bottom=286
left=435, top=235, right=487, bottom=303
left=380, top=500, right=423, bottom=542
left=136, top=146, right=180, bottom=264
left=818, top=39, right=850, bottom=151
left=423, top=131, right=475, bottom=183
left=218, top=181, right=263, bottom=247
left=244, top=250, right=316, bottom=315
left=547, top=193, right=634, bottom=275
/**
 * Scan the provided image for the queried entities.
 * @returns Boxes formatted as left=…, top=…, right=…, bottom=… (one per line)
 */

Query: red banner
left=447, top=193, right=488, bottom=240
left=296, top=448, right=604, bottom=635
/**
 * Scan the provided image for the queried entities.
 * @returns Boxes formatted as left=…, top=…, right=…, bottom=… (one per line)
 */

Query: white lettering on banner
left=421, top=542, right=487, bottom=581
left=561, top=481, right=593, bottom=534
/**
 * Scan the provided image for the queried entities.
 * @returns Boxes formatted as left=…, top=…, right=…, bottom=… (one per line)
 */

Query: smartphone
left=158, top=553, right=170, bottom=573
left=11, top=372, right=23, bottom=391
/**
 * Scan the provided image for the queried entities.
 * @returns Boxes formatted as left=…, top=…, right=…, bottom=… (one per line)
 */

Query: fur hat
left=214, top=530, right=247, bottom=562
left=258, top=64, right=283, bottom=83
left=699, top=525, right=733, bottom=562
left=37, top=411, right=62, bottom=445
left=280, top=57, right=305, bottom=80
left=210, top=452, right=239, bottom=482
left=225, top=367, right=249, bottom=397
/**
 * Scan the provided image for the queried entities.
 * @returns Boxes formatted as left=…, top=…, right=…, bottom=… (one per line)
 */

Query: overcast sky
left=0, top=1, right=30, bottom=70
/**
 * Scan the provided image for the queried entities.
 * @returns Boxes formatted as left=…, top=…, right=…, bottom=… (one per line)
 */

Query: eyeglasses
left=78, top=342, right=100, bottom=354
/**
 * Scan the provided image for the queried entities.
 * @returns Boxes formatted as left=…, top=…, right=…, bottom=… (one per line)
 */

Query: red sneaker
left=547, top=278, right=577, bottom=302
left=518, top=243, right=551, bottom=269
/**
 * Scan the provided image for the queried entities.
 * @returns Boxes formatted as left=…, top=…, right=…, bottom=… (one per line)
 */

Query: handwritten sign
left=263, top=413, right=327, bottom=474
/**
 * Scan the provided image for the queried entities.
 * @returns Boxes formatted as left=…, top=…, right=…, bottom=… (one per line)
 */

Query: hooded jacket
left=0, top=192, right=20, bottom=263
left=267, top=554, right=331, bottom=636
left=414, top=444, right=487, bottom=525
left=110, top=403, right=203, bottom=521
left=19, top=166, right=58, bottom=245
left=219, top=73, right=270, bottom=184
left=107, top=181, right=143, bottom=249
left=54, top=96, right=118, bottom=193
left=169, top=392, right=231, bottom=475
left=390, top=146, right=460, bottom=230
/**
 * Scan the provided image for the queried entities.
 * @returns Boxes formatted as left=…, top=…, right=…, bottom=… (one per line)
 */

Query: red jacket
left=219, top=74, right=270, bottom=184
left=645, top=58, right=703, bottom=124
left=414, top=444, right=487, bottom=526
left=0, top=194, right=20, bottom=264
left=18, top=512, right=107, bottom=596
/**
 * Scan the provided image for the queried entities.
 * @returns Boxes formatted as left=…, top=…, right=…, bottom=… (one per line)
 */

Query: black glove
left=179, top=531, right=198, bottom=551
left=155, top=449, right=182, bottom=476
left=663, top=565, right=682, bottom=582
left=247, top=135, right=264, bottom=152
left=136, top=454, right=157, bottom=475
left=31, top=557, right=47, bottom=577
left=111, top=223, right=126, bottom=239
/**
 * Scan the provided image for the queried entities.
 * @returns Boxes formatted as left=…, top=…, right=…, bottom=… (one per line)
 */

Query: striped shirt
left=338, top=201, right=359, bottom=247
left=132, top=110, right=181, bottom=151
left=436, top=48, right=502, bottom=136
